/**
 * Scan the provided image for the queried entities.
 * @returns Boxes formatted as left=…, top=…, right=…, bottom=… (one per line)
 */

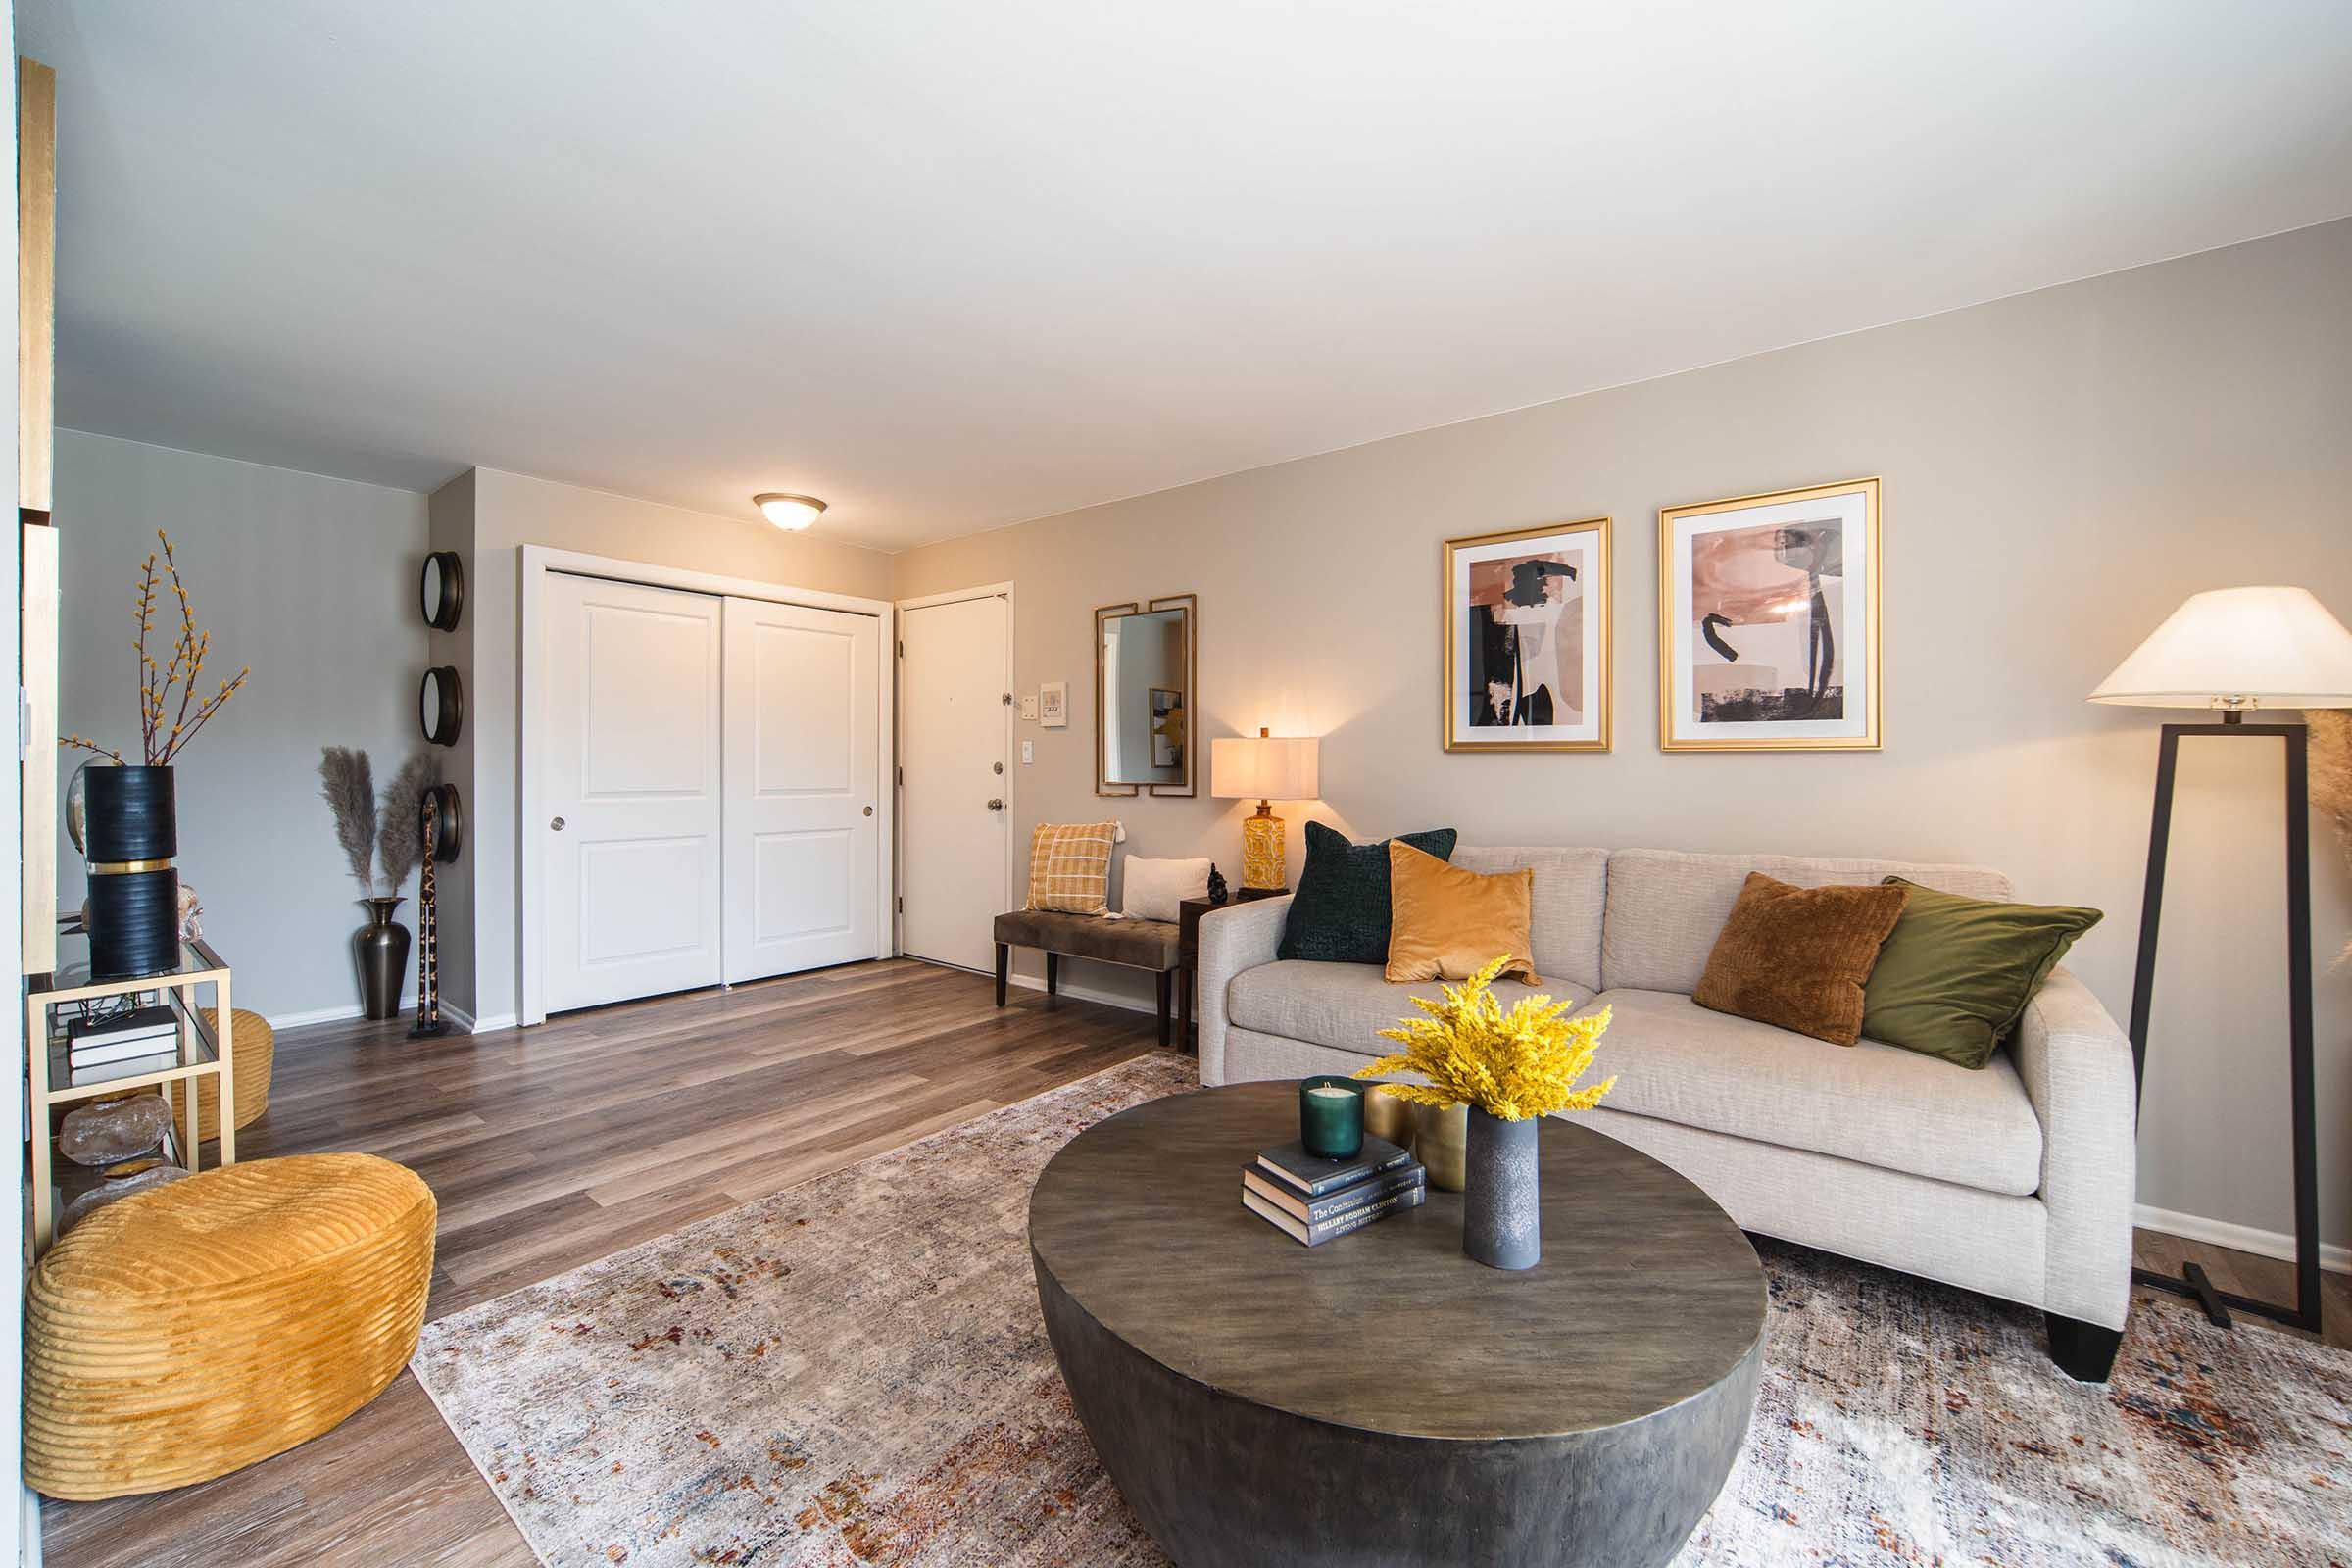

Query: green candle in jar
left=1298, top=1077, right=1364, bottom=1160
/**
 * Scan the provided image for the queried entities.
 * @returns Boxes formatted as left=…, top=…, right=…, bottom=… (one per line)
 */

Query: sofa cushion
left=1278, top=822, right=1458, bottom=965
left=1861, top=878, right=2104, bottom=1069
left=1691, top=873, right=1909, bottom=1046
left=1384, top=842, right=1536, bottom=984
left=1601, top=848, right=2013, bottom=995
left=1227, top=959, right=1595, bottom=1060
left=1578, top=989, right=2043, bottom=1195
left=1450, top=846, right=1608, bottom=991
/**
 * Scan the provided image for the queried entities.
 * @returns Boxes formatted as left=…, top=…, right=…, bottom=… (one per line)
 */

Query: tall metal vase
left=1463, top=1108, right=1542, bottom=1270
left=356, top=897, right=411, bottom=1020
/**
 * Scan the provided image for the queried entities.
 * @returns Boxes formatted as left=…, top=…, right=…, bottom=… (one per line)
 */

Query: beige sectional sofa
left=1196, top=846, right=2139, bottom=1380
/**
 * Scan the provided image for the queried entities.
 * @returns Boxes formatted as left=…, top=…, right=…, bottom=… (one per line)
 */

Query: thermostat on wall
left=1040, top=681, right=1067, bottom=728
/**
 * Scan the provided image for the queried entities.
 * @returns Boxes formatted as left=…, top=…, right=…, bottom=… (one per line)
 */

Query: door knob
left=550, top=816, right=566, bottom=831
left=986, top=798, right=1004, bottom=811
left=862, top=806, right=874, bottom=817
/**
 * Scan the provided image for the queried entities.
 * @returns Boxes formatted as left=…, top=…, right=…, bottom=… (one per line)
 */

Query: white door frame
left=894, top=581, right=1014, bottom=964
left=520, top=544, right=896, bottom=1027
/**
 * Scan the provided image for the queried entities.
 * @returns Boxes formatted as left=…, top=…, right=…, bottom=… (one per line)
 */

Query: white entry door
left=543, top=572, right=724, bottom=1012
left=899, top=592, right=1011, bottom=970
left=722, top=596, right=881, bottom=981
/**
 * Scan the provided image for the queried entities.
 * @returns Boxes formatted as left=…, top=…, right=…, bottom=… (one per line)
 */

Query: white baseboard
left=2134, top=1202, right=2352, bottom=1276
left=1006, top=971, right=1157, bottom=1017
left=265, top=994, right=423, bottom=1032
left=267, top=1003, right=364, bottom=1030
left=456, top=1008, right=516, bottom=1035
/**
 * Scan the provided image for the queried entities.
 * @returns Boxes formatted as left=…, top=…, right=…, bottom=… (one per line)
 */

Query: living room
left=5, top=3, right=2350, bottom=1566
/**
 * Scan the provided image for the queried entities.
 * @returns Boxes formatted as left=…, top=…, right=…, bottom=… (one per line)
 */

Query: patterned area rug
left=414, top=1054, right=2352, bottom=1567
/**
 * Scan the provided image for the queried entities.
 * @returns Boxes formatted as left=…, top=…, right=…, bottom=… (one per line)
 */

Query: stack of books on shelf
left=1242, top=1134, right=1427, bottom=1246
left=63, top=1004, right=179, bottom=1085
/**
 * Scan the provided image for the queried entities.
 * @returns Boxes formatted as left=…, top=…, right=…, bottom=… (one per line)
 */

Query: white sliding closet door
left=721, top=597, right=881, bottom=982
left=543, top=573, right=725, bottom=1012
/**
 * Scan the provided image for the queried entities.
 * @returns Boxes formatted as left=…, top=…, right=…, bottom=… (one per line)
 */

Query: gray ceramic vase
left=1463, top=1107, right=1542, bottom=1269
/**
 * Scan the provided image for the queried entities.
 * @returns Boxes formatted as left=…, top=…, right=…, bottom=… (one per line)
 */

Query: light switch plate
left=1021, top=740, right=1034, bottom=764
left=1019, top=694, right=1040, bottom=721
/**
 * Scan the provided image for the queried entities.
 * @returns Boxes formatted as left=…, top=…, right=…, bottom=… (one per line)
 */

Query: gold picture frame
left=1656, top=477, right=1881, bottom=752
left=1442, top=517, right=1611, bottom=753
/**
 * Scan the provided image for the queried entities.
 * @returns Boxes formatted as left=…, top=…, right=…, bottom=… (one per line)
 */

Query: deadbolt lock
left=994, top=761, right=1004, bottom=774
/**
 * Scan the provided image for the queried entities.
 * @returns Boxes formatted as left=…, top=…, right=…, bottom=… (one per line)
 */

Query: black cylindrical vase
left=88, top=868, right=181, bottom=979
left=1463, top=1108, right=1543, bottom=1270
left=84, top=766, right=181, bottom=979
left=356, top=897, right=411, bottom=1020
left=84, top=765, right=177, bottom=860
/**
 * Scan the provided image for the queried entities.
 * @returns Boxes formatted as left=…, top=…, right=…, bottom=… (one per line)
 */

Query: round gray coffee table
left=1029, top=1081, right=1766, bottom=1567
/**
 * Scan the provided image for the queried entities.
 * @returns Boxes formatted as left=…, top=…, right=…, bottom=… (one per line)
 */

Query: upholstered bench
left=994, top=909, right=1183, bottom=1047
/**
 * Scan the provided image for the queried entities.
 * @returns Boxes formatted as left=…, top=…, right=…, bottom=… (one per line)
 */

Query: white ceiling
left=21, top=1, right=2352, bottom=552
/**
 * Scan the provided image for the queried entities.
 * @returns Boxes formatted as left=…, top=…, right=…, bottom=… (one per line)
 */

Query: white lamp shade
left=2089, top=586, right=2352, bottom=710
left=1210, top=734, right=1319, bottom=801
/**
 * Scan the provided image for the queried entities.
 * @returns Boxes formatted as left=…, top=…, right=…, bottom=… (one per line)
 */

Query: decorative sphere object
left=61, top=1165, right=189, bottom=1234
left=59, top=1095, right=174, bottom=1167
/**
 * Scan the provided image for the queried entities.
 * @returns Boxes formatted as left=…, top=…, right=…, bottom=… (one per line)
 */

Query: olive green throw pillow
left=1860, top=877, right=2102, bottom=1069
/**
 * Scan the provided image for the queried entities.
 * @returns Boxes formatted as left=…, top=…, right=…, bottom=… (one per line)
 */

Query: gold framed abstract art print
left=1657, top=477, right=1881, bottom=752
left=1443, top=517, right=1610, bottom=753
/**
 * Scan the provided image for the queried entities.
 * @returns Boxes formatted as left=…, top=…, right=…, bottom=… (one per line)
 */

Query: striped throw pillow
left=1027, top=822, right=1116, bottom=914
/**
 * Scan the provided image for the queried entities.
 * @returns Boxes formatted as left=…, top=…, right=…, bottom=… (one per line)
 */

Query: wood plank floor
left=37, top=958, right=2349, bottom=1565
left=39, top=958, right=1163, bottom=1568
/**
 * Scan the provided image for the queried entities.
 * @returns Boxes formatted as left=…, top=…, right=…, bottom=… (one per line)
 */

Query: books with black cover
left=1242, top=1161, right=1425, bottom=1226
left=1243, top=1182, right=1427, bottom=1246
left=1254, top=1134, right=1411, bottom=1199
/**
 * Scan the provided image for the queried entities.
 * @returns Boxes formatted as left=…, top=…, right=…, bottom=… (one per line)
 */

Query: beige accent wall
left=434, top=466, right=892, bottom=1025
left=894, top=218, right=2352, bottom=1251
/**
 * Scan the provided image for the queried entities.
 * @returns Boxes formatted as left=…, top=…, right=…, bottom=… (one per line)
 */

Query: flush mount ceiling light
left=754, top=492, right=826, bottom=531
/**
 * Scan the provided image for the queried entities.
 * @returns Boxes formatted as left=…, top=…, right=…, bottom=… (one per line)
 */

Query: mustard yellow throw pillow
left=1026, top=821, right=1116, bottom=914
left=1385, top=841, right=1537, bottom=984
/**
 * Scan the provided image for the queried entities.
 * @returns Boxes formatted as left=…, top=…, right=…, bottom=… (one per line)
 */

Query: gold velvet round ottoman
left=24, top=1153, right=435, bottom=1500
left=168, top=1006, right=275, bottom=1142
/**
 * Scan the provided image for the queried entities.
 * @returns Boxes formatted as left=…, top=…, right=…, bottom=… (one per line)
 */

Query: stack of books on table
left=63, top=1004, right=180, bottom=1085
left=1242, top=1134, right=1427, bottom=1246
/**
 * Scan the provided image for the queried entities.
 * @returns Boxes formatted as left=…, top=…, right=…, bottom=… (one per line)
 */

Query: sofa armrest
left=2012, top=966, right=2137, bottom=1329
left=1197, top=896, right=1291, bottom=1085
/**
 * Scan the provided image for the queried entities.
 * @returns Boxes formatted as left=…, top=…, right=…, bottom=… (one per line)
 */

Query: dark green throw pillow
left=1277, top=822, right=1458, bottom=965
left=1860, top=877, right=2102, bottom=1069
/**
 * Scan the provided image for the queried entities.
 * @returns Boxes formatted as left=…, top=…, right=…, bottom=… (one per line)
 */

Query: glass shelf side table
left=26, top=931, right=235, bottom=1252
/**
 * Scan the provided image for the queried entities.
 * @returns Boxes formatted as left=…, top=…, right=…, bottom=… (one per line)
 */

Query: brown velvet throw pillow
left=1692, top=873, right=1910, bottom=1046
left=1385, top=841, right=1538, bottom=984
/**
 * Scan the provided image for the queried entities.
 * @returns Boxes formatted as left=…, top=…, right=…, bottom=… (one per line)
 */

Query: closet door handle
left=986, top=798, right=1004, bottom=811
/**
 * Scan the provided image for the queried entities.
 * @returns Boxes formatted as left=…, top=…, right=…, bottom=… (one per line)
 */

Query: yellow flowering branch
left=1353, top=954, right=1616, bottom=1121
left=68, top=530, right=249, bottom=767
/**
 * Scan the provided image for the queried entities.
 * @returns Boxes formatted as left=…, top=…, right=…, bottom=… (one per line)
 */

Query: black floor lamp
left=2090, top=585, right=2352, bottom=1335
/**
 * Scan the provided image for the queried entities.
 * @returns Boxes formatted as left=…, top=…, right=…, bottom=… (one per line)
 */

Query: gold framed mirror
left=1095, top=593, right=1197, bottom=797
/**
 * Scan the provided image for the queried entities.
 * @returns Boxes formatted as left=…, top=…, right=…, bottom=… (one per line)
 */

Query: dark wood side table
left=1176, top=888, right=1285, bottom=1051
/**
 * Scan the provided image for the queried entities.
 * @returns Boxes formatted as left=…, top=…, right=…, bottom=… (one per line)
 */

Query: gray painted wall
left=54, top=430, right=430, bottom=1021
left=894, top=218, right=2352, bottom=1252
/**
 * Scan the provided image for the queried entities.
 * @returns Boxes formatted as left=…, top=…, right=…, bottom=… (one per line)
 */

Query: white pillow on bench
left=1120, top=857, right=1211, bottom=923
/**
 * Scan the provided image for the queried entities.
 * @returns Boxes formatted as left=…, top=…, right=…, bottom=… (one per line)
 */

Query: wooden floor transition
left=38, top=957, right=2352, bottom=1566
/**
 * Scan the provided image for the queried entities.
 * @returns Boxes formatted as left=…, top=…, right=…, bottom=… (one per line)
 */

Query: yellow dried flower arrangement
left=1354, top=954, right=1615, bottom=1122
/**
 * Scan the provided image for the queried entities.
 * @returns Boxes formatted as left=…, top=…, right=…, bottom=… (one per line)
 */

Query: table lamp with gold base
left=1209, top=727, right=1320, bottom=893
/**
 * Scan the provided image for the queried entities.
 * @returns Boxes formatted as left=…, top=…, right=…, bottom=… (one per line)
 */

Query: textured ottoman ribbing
left=24, top=1152, right=436, bottom=1500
